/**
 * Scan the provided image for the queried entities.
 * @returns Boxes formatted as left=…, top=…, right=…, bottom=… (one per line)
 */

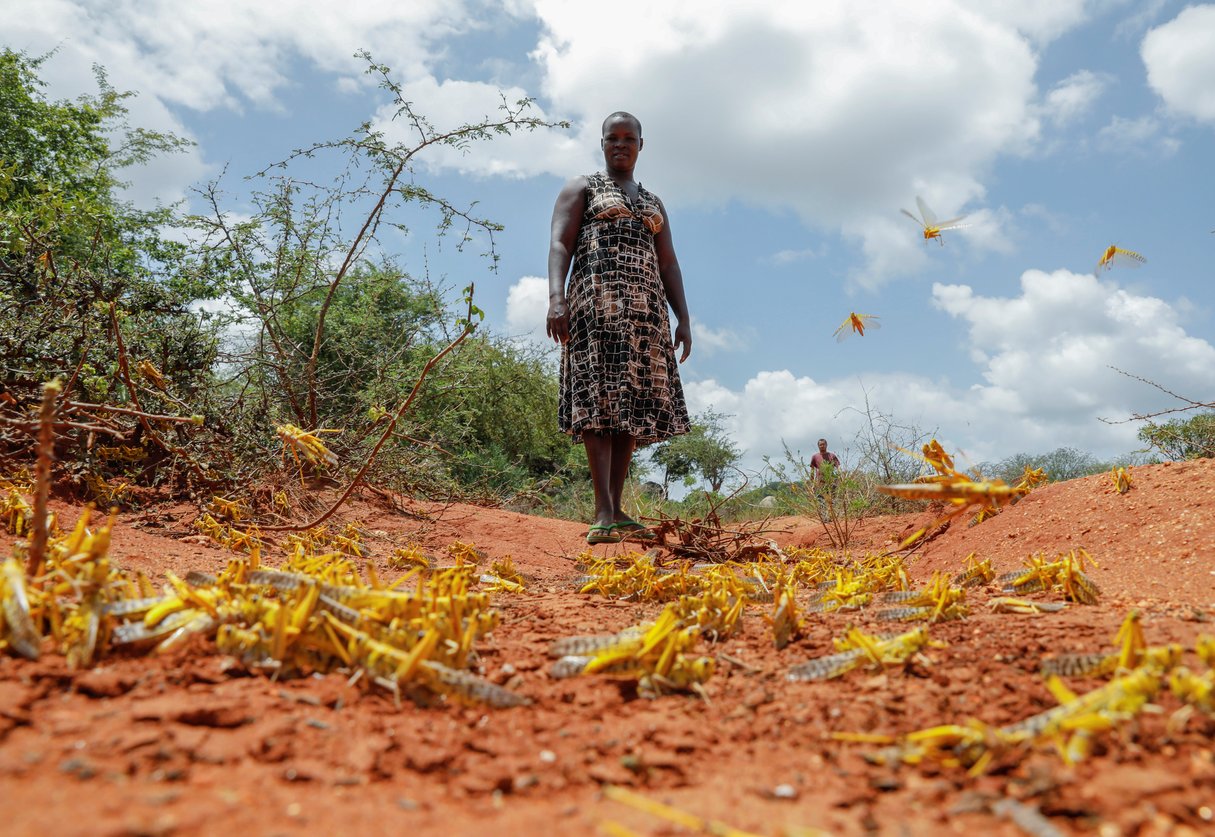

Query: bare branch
left=260, top=288, right=481, bottom=531
left=1098, top=366, right=1214, bottom=424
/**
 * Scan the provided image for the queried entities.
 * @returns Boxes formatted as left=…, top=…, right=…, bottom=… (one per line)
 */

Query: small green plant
left=767, top=443, right=880, bottom=551
left=807, top=461, right=878, bottom=551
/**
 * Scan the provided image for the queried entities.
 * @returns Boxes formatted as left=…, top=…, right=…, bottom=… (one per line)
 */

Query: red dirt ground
left=1, top=459, right=1213, bottom=836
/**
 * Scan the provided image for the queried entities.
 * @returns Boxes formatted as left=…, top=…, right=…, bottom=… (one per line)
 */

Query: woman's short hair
left=602, top=111, right=642, bottom=136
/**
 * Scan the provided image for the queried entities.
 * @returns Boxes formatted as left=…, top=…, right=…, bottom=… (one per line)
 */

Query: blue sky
left=5, top=0, right=1214, bottom=484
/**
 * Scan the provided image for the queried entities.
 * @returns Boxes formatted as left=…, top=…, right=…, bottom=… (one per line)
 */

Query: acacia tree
left=192, top=53, right=565, bottom=429
left=2, top=48, right=572, bottom=503
left=187, top=53, right=570, bottom=498
left=651, top=409, right=742, bottom=494
left=840, top=389, right=935, bottom=485
left=1138, top=413, right=1215, bottom=461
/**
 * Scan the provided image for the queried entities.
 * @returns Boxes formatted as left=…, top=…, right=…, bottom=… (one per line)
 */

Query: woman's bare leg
left=609, top=432, right=636, bottom=523
left=583, top=431, right=615, bottom=528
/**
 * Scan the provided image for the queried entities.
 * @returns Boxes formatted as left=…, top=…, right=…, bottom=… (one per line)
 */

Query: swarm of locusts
left=787, top=625, right=943, bottom=682
left=551, top=552, right=772, bottom=696
left=996, top=548, right=1101, bottom=604
left=0, top=505, right=528, bottom=709
left=548, top=604, right=717, bottom=699
left=856, top=612, right=1213, bottom=775
left=879, top=440, right=1047, bottom=548
left=556, top=547, right=974, bottom=695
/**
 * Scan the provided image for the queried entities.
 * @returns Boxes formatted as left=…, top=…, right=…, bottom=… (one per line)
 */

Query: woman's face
left=601, top=117, right=642, bottom=172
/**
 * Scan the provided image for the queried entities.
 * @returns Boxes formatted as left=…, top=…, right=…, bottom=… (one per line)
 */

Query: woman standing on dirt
left=546, top=111, right=692, bottom=545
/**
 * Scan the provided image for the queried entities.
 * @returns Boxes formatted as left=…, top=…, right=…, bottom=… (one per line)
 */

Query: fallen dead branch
left=640, top=481, right=786, bottom=564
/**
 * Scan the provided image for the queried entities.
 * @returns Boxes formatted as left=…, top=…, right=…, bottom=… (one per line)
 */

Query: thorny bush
left=1, top=48, right=570, bottom=508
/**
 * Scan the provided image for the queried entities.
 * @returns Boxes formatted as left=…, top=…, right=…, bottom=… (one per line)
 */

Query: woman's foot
left=586, top=524, right=623, bottom=544
left=611, top=518, right=657, bottom=542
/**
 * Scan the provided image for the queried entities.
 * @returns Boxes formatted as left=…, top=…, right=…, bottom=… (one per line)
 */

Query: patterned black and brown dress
left=559, top=173, right=691, bottom=445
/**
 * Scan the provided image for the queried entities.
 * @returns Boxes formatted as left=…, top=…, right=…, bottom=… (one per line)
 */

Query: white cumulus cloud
left=966, top=0, right=1092, bottom=43
left=0, top=0, right=488, bottom=204
left=1043, top=69, right=1109, bottom=125
left=24, top=0, right=468, bottom=111
left=2, top=1, right=1107, bottom=283
left=932, top=268, right=1215, bottom=430
left=685, top=370, right=976, bottom=479
left=1142, top=4, right=1215, bottom=123
left=694, top=324, right=748, bottom=357
left=368, top=76, right=582, bottom=180
left=528, top=0, right=1048, bottom=287
left=504, top=274, right=552, bottom=349
left=1096, top=115, right=1181, bottom=156
left=684, top=266, right=1215, bottom=480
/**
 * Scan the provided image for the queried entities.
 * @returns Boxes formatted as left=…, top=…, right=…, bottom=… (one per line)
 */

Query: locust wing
left=916, top=196, right=938, bottom=226
left=836, top=313, right=880, bottom=342
left=858, top=314, right=881, bottom=335
left=1095, top=245, right=1145, bottom=274
left=934, top=215, right=969, bottom=232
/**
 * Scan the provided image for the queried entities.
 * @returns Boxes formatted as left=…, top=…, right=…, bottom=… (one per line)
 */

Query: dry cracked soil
left=1, top=458, right=1214, bottom=836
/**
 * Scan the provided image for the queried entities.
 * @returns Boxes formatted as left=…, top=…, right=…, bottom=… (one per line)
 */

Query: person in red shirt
left=809, top=438, right=840, bottom=481
left=808, top=438, right=841, bottom=521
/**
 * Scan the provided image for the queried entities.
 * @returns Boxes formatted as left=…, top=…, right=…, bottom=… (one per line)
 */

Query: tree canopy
left=651, top=409, right=742, bottom=494
left=1, top=48, right=572, bottom=506
left=1137, top=412, right=1215, bottom=461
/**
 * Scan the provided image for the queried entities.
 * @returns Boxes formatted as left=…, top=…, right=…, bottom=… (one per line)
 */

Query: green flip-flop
left=586, top=524, right=623, bottom=545
left=612, top=520, right=657, bottom=542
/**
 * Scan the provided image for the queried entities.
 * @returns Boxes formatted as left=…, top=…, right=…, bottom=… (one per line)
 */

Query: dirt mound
left=1, top=460, right=1213, bottom=836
